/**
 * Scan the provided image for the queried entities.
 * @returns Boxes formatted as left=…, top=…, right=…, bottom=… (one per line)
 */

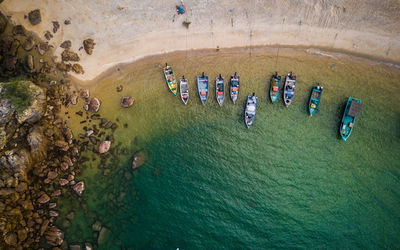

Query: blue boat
left=197, top=72, right=209, bottom=106
left=230, top=72, right=240, bottom=104
left=308, top=85, right=323, bottom=116
left=269, top=72, right=281, bottom=103
left=215, top=74, right=225, bottom=106
left=245, top=94, right=258, bottom=128
left=283, top=72, right=296, bottom=107
left=340, top=97, right=362, bottom=142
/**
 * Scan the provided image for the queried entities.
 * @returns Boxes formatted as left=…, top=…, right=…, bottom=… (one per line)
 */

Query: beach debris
left=83, top=38, right=95, bottom=55
left=52, top=21, right=60, bottom=33
left=182, top=20, right=191, bottom=28
left=120, top=96, right=134, bottom=108
left=60, top=40, right=71, bottom=49
left=88, top=97, right=100, bottom=112
left=72, top=181, right=85, bottom=196
left=28, top=9, right=41, bottom=25
left=61, top=49, right=80, bottom=62
left=44, top=31, right=53, bottom=40
left=98, top=140, right=111, bottom=154
left=132, top=150, right=146, bottom=169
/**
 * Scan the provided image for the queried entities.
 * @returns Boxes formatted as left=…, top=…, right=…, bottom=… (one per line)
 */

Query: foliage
left=1, top=80, right=33, bottom=113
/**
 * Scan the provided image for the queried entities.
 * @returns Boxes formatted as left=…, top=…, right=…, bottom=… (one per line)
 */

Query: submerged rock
left=22, top=36, right=35, bottom=51
left=81, top=89, right=89, bottom=99
left=27, top=54, right=34, bottom=71
left=92, top=221, right=102, bottom=231
left=28, top=9, right=41, bottom=25
left=132, top=151, right=146, bottom=169
left=98, top=141, right=111, bottom=154
left=97, top=227, right=111, bottom=245
left=72, top=181, right=84, bottom=196
left=120, top=96, right=134, bottom=108
left=83, top=38, right=95, bottom=55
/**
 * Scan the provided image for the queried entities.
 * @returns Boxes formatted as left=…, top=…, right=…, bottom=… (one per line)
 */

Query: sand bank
left=1, top=0, right=399, bottom=81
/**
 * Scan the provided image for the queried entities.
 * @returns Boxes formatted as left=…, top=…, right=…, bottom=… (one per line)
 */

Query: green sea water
left=60, top=47, right=400, bottom=249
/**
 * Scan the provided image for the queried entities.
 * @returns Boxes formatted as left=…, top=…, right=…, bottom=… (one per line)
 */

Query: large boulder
left=83, top=38, right=95, bottom=55
left=28, top=9, right=41, bottom=25
left=10, top=81, right=47, bottom=124
left=98, top=141, right=111, bottom=154
left=120, top=96, right=134, bottom=108
left=0, top=85, right=17, bottom=150
left=45, top=226, right=64, bottom=246
left=97, top=227, right=111, bottom=246
left=72, top=181, right=84, bottom=196
left=89, top=97, right=100, bottom=112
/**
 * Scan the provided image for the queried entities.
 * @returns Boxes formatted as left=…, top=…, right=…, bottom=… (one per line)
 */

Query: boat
left=308, top=85, right=323, bottom=116
left=215, top=74, right=225, bottom=106
left=163, top=63, right=177, bottom=95
left=179, top=75, right=189, bottom=105
left=230, top=72, right=240, bottom=104
left=245, top=94, right=258, bottom=128
left=269, top=72, right=281, bottom=103
left=197, top=72, right=209, bottom=106
left=340, top=97, right=362, bottom=142
left=283, top=72, right=296, bottom=107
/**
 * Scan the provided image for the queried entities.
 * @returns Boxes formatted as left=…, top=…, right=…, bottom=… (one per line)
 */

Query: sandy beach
left=0, top=0, right=399, bottom=81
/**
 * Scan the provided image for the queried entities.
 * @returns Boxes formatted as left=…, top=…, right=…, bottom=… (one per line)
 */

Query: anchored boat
left=340, top=97, right=362, bottom=142
left=309, top=85, right=323, bottom=116
left=180, top=75, right=189, bottom=105
left=283, top=72, right=296, bottom=107
left=215, top=74, right=225, bottom=106
left=269, top=72, right=281, bottom=103
left=163, top=63, right=177, bottom=95
left=197, top=72, right=209, bottom=106
left=245, top=94, right=258, bottom=128
left=230, top=72, right=240, bottom=104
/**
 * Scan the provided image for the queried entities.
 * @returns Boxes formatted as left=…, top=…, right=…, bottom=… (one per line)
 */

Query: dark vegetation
left=1, top=79, right=33, bottom=113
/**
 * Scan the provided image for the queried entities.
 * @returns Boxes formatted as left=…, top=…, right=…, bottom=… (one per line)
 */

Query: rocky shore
left=0, top=10, right=110, bottom=249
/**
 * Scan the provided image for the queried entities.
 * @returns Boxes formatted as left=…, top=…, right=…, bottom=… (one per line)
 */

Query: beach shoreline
left=0, top=0, right=399, bottom=81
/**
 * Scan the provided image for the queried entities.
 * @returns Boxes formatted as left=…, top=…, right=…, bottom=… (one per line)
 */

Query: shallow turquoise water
left=61, top=48, right=400, bottom=249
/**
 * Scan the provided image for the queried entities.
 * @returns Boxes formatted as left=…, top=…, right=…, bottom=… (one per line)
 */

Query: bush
left=1, top=80, right=33, bottom=113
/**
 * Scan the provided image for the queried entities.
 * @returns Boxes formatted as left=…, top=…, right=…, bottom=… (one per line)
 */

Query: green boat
left=163, top=63, right=177, bottom=95
left=269, top=72, right=281, bottom=103
left=308, top=85, right=323, bottom=116
left=340, top=97, right=362, bottom=142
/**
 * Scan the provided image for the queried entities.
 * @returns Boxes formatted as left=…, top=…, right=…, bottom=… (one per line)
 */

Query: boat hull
left=283, top=73, right=296, bottom=107
left=308, top=85, right=323, bottom=116
left=216, top=76, right=225, bottom=106
left=245, top=95, right=258, bottom=128
left=163, top=65, right=177, bottom=95
left=230, top=74, right=240, bottom=104
left=340, top=97, right=362, bottom=142
left=180, top=78, right=189, bottom=105
left=197, top=75, right=209, bottom=106
left=269, top=75, right=281, bottom=103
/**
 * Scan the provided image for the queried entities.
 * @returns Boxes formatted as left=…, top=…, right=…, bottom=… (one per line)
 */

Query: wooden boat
left=245, top=94, right=258, bottom=128
left=230, top=72, right=240, bottom=104
left=283, top=72, right=296, bottom=107
left=308, top=85, right=323, bottom=116
left=215, top=74, right=225, bottom=106
left=269, top=72, right=281, bottom=103
left=340, top=97, right=362, bottom=142
left=197, top=72, right=209, bottom=106
left=163, top=63, right=177, bottom=95
left=179, top=75, right=189, bottom=105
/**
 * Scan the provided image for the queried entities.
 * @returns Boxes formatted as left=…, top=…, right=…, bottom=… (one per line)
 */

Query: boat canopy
left=248, top=105, right=256, bottom=112
left=348, top=101, right=362, bottom=117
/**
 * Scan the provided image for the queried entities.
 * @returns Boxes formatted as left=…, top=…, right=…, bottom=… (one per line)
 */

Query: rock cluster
left=83, top=38, right=95, bottom=55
